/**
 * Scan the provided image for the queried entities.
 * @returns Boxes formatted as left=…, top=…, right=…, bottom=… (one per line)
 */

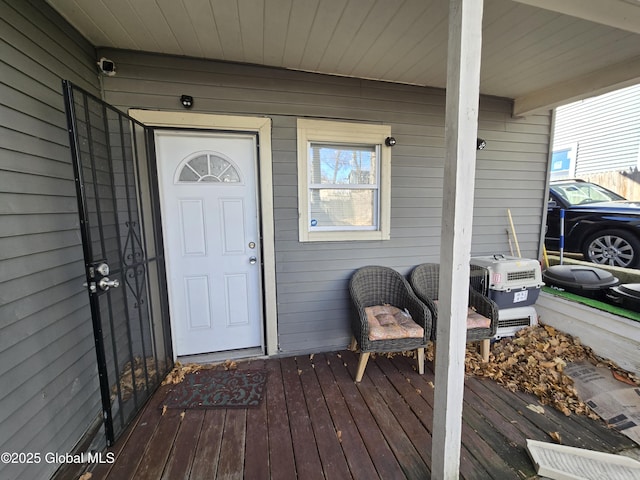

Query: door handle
left=249, top=256, right=257, bottom=265
left=98, top=277, right=120, bottom=291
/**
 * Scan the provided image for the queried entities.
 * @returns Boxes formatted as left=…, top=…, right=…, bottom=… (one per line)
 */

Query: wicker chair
left=349, top=266, right=432, bottom=382
left=409, top=263, right=498, bottom=362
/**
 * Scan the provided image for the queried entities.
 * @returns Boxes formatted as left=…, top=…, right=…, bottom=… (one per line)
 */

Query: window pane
left=177, top=153, right=241, bottom=183
left=310, top=143, right=377, bottom=185
left=309, top=189, right=377, bottom=228
left=189, top=155, right=209, bottom=176
left=179, top=166, right=199, bottom=182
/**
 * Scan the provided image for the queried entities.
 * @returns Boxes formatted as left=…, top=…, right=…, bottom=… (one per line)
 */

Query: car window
left=550, top=182, right=625, bottom=206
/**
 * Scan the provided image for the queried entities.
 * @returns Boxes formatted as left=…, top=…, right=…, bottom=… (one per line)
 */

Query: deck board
left=312, top=353, right=380, bottom=480
left=160, top=410, right=204, bottom=480
left=346, top=351, right=429, bottom=479
left=189, top=409, right=225, bottom=479
left=280, top=356, right=325, bottom=480
left=82, top=351, right=637, bottom=480
left=243, top=359, right=270, bottom=480
left=91, top=383, right=170, bottom=479
left=387, top=355, right=495, bottom=480
left=295, top=355, right=353, bottom=480
left=265, top=358, right=298, bottom=479
left=216, top=409, right=246, bottom=478
left=132, top=407, right=182, bottom=479
left=362, top=355, right=433, bottom=471
left=327, top=352, right=408, bottom=479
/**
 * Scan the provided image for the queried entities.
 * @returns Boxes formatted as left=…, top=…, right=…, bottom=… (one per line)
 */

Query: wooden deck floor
left=85, top=350, right=636, bottom=480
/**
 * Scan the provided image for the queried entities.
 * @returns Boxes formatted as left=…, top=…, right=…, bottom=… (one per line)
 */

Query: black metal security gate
left=63, top=81, right=173, bottom=445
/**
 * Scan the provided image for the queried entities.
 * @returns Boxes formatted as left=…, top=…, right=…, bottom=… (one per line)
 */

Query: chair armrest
left=468, top=289, right=499, bottom=336
left=349, top=286, right=370, bottom=345
left=401, top=290, right=432, bottom=341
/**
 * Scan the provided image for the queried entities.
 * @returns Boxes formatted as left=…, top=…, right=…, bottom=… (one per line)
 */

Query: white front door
left=155, top=131, right=263, bottom=356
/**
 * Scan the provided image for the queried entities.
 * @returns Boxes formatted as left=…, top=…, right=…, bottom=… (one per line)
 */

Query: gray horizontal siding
left=554, top=84, right=640, bottom=175
left=0, top=1, right=101, bottom=479
left=100, top=48, right=550, bottom=355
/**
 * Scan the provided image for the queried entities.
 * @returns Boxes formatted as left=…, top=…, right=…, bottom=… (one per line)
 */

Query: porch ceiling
left=46, top=0, right=640, bottom=115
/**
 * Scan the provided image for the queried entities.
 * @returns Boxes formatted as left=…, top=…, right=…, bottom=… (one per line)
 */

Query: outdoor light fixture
left=477, top=138, right=487, bottom=150
left=97, top=57, right=116, bottom=76
left=180, top=95, right=194, bottom=109
left=385, top=136, right=397, bottom=147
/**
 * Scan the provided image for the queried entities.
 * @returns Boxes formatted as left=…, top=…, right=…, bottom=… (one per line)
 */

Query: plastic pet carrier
left=542, top=265, right=619, bottom=300
left=470, top=255, right=543, bottom=308
left=494, top=306, right=538, bottom=339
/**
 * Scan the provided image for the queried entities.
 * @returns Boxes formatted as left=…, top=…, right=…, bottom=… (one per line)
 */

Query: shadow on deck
left=83, top=350, right=635, bottom=479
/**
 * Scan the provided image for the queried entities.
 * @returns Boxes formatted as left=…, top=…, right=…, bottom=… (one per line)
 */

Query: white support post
left=432, top=1, right=484, bottom=479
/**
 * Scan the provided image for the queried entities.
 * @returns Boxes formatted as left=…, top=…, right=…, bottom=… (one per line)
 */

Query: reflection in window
left=177, top=154, right=241, bottom=183
left=309, top=143, right=378, bottom=229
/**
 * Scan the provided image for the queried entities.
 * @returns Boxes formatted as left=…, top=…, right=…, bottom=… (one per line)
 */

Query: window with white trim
left=297, top=119, right=391, bottom=242
left=549, top=143, right=577, bottom=181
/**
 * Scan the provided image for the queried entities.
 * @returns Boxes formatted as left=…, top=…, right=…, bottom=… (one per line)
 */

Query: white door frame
left=129, top=110, right=278, bottom=357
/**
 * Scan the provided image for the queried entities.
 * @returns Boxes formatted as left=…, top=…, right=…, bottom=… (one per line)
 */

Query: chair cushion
left=365, top=305, right=424, bottom=341
left=434, top=300, right=491, bottom=329
left=466, top=308, right=491, bottom=329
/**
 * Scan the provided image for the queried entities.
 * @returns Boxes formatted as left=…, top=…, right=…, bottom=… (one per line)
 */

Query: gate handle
left=98, top=277, right=120, bottom=291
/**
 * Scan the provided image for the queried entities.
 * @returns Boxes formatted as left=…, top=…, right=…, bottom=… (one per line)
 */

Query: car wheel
left=583, top=229, right=640, bottom=268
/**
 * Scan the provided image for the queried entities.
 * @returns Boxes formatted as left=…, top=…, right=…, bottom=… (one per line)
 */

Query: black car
left=546, top=179, right=640, bottom=268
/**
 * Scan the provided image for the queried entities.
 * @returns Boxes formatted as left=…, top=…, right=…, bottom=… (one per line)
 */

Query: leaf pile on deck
left=465, top=324, right=640, bottom=417
left=161, top=359, right=238, bottom=385
left=113, top=356, right=164, bottom=402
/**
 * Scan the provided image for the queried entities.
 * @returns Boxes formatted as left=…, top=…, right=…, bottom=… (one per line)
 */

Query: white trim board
left=129, top=110, right=278, bottom=357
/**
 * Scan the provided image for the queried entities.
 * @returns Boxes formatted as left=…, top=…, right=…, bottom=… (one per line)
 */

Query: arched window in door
left=175, top=152, right=242, bottom=183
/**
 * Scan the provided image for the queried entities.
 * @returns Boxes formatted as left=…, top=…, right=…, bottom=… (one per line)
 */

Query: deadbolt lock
left=95, top=263, right=110, bottom=276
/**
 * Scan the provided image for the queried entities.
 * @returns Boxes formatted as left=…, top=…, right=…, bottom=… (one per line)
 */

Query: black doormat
left=163, top=369, right=268, bottom=409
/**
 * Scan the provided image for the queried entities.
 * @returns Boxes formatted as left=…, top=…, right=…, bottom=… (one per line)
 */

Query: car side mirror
left=547, top=199, right=558, bottom=211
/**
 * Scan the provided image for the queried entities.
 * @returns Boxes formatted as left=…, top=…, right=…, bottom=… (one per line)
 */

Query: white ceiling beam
left=432, top=0, right=484, bottom=478
left=513, top=55, right=640, bottom=117
left=511, top=0, right=640, bottom=34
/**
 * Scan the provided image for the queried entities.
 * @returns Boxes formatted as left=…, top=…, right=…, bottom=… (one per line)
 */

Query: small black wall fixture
left=180, top=95, right=194, bottom=109
left=97, top=57, right=116, bottom=76
left=385, top=136, right=397, bottom=147
left=476, top=138, right=487, bottom=150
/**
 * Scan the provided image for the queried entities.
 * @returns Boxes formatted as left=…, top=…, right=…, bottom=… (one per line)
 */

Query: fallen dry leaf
left=114, top=356, right=165, bottom=401
left=336, top=430, right=342, bottom=442
left=526, top=404, right=545, bottom=414
left=548, top=431, right=562, bottom=443
left=612, top=370, right=637, bottom=386
left=224, top=359, right=238, bottom=370
left=162, top=362, right=205, bottom=385
left=180, top=412, right=185, bottom=420
left=162, top=405, right=167, bottom=416
left=79, top=473, right=93, bottom=480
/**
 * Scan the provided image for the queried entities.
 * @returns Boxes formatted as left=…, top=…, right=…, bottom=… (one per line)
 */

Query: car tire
left=583, top=229, right=640, bottom=268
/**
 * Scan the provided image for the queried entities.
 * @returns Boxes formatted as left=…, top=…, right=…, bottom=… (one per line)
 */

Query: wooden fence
left=581, top=169, right=640, bottom=201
